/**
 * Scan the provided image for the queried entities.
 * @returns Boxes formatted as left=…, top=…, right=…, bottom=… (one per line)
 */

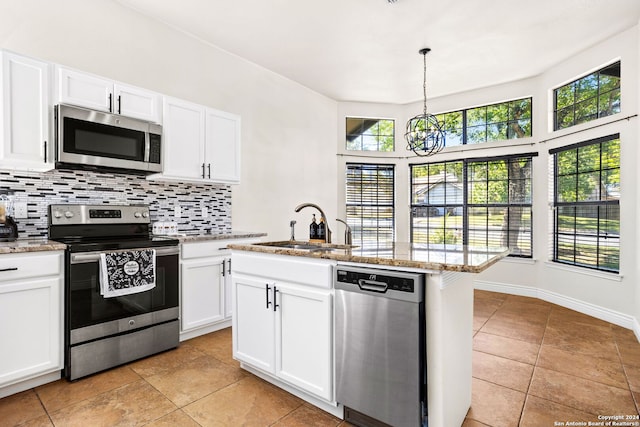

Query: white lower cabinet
left=0, top=251, right=63, bottom=395
left=232, top=252, right=334, bottom=403
left=180, top=238, right=259, bottom=341
left=181, top=256, right=225, bottom=331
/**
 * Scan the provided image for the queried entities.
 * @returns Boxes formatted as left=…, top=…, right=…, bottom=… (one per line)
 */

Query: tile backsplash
left=0, top=168, right=232, bottom=238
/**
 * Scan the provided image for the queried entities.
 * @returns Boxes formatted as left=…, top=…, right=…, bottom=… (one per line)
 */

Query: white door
left=205, top=108, right=241, bottom=183
left=181, top=258, right=225, bottom=332
left=275, top=284, right=333, bottom=401
left=162, top=97, right=205, bottom=180
left=0, top=52, right=52, bottom=171
left=233, top=274, right=275, bottom=373
left=57, top=67, right=112, bottom=112
left=0, top=277, right=62, bottom=387
left=114, top=83, right=161, bottom=123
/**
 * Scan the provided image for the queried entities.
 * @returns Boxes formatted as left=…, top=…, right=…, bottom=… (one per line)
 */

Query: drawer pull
left=0, top=267, right=18, bottom=272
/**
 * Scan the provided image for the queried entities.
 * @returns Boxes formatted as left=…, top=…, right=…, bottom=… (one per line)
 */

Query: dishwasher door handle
left=358, top=279, right=388, bottom=293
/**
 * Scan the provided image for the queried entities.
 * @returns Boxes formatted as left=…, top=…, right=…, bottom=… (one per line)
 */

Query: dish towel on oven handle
left=99, top=249, right=156, bottom=298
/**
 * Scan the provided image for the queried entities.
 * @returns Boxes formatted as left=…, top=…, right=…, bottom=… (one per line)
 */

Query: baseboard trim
left=474, top=280, right=640, bottom=342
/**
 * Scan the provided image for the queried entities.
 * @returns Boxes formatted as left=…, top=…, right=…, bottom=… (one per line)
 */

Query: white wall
left=0, top=0, right=338, bottom=240
left=339, top=25, right=640, bottom=328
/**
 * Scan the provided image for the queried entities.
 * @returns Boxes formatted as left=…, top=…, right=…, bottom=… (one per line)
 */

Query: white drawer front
left=0, top=252, right=63, bottom=283
left=231, top=252, right=334, bottom=289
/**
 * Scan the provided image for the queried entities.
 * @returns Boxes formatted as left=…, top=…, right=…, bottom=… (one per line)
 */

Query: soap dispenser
left=309, top=214, right=319, bottom=240
left=318, top=216, right=326, bottom=242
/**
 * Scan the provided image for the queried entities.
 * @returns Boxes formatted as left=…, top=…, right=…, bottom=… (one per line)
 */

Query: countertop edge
left=227, top=243, right=510, bottom=273
left=0, top=239, right=67, bottom=254
left=175, top=232, right=267, bottom=243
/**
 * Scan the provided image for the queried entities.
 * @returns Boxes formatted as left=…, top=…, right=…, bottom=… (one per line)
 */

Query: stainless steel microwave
left=55, top=104, right=162, bottom=175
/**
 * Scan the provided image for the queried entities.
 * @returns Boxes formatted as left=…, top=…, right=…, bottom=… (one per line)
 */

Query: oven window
left=68, top=253, right=178, bottom=330
left=64, top=117, right=146, bottom=161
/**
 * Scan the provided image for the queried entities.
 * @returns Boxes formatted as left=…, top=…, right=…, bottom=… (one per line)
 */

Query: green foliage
left=345, top=118, right=395, bottom=152
left=554, top=61, right=620, bottom=130
left=431, top=228, right=459, bottom=245
left=556, top=138, right=620, bottom=203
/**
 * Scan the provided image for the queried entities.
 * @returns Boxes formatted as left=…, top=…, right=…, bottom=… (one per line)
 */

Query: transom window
left=435, top=97, right=532, bottom=147
left=346, top=118, right=395, bottom=152
left=411, top=155, right=534, bottom=257
left=346, top=163, right=395, bottom=248
left=554, top=61, right=621, bottom=130
left=551, top=134, right=620, bottom=273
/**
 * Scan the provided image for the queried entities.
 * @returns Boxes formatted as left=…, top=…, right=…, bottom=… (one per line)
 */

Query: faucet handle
left=335, top=219, right=352, bottom=245
left=289, top=220, right=297, bottom=241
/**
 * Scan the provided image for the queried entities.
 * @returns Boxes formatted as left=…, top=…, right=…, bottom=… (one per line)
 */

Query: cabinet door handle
left=266, top=284, right=272, bottom=309
left=207, top=164, right=211, bottom=179
left=201, top=163, right=205, bottom=178
left=222, top=259, right=226, bottom=277
left=117, top=95, right=122, bottom=114
left=108, top=93, right=113, bottom=113
left=227, top=258, right=231, bottom=275
left=0, top=267, right=18, bottom=272
left=43, top=140, right=47, bottom=163
left=273, top=286, right=279, bottom=312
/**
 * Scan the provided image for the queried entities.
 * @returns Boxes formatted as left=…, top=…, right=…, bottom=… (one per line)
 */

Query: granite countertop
left=175, top=231, right=267, bottom=243
left=0, top=239, right=67, bottom=254
left=227, top=241, right=510, bottom=273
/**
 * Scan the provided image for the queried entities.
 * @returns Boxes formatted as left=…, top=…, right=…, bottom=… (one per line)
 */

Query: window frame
left=345, top=117, right=396, bottom=152
left=410, top=153, right=536, bottom=257
left=345, top=162, right=395, bottom=249
left=553, top=61, right=621, bottom=131
left=550, top=134, right=620, bottom=273
left=435, top=97, right=532, bottom=147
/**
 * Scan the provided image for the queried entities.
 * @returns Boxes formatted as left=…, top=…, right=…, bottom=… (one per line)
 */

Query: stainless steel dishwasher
left=335, top=265, right=426, bottom=427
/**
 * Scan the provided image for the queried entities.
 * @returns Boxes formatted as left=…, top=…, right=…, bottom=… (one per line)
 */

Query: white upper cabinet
left=152, top=97, right=241, bottom=184
left=206, top=108, right=241, bottom=184
left=0, top=51, right=53, bottom=171
left=56, top=66, right=161, bottom=123
left=161, top=97, right=206, bottom=180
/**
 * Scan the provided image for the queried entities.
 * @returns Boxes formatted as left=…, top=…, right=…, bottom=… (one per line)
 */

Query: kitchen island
left=228, top=241, right=509, bottom=427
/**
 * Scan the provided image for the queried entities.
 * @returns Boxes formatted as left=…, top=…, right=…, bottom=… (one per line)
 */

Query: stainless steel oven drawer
left=68, top=319, right=179, bottom=380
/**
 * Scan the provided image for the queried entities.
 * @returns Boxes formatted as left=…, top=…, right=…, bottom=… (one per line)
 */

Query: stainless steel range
left=49, top=204, right=180, bottom=380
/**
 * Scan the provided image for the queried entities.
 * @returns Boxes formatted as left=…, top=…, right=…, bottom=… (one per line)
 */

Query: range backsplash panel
left=0, top=169, right=232, bottom=238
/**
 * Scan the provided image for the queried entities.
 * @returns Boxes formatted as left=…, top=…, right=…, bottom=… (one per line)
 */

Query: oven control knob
left=53, top=210, right=62, bottom=218
left=142, top=212, right=149, bottom=218
left=129, top=319, right=135, bottom=327
left=134, top=212, right=142, bottom=218
left=64, top=211, right=74, bottom=218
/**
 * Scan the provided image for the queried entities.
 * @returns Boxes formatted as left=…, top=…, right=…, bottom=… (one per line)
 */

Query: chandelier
left=405, top=48, right=445, bottom=156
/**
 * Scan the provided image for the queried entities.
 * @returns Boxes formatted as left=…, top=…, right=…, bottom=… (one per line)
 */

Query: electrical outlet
left=174, top=206, right=181, bottom=218
left=201, top=206, right=208, bottom=218
left=14, top=202, right=28, bottom=219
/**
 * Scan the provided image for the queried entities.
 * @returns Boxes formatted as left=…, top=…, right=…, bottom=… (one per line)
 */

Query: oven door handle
left=70, top=246, right=179, bottom=264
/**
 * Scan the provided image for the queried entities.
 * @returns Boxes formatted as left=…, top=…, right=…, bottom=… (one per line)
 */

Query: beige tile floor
left=1, top=290, right=640, bottom=426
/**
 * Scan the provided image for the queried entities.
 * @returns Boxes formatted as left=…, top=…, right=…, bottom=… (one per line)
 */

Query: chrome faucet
left=289, top=220, right=296, bottom=241
left=335, top=219, right=352, bottom=245
left=294, top=203, right=332, bottom=243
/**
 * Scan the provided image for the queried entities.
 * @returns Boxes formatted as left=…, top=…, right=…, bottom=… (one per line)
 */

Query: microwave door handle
left=144, top=133, right=151, bottom=163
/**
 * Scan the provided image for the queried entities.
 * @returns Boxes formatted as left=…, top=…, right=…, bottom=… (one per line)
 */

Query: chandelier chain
left=422, top=50, right=428, bottom=116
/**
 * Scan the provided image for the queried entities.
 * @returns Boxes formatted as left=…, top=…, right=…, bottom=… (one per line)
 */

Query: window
left=346, top=163, right=395, bottom=248
left=551, top=134, right=620, bottom=272
left=346, top=118, right=395, bottom=151
left=434, top=97, right=532, bottom=147
left=554, top=61, right=621, bottom=130
left=467, top=157, right=532, bottom=256
left=410, top=155, right=534, bottom=257
left=411, top=161, right=464, bottom=245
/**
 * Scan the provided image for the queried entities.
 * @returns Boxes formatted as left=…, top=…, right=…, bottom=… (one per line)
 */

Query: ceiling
left=116, top=0, right=640, bottom=105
